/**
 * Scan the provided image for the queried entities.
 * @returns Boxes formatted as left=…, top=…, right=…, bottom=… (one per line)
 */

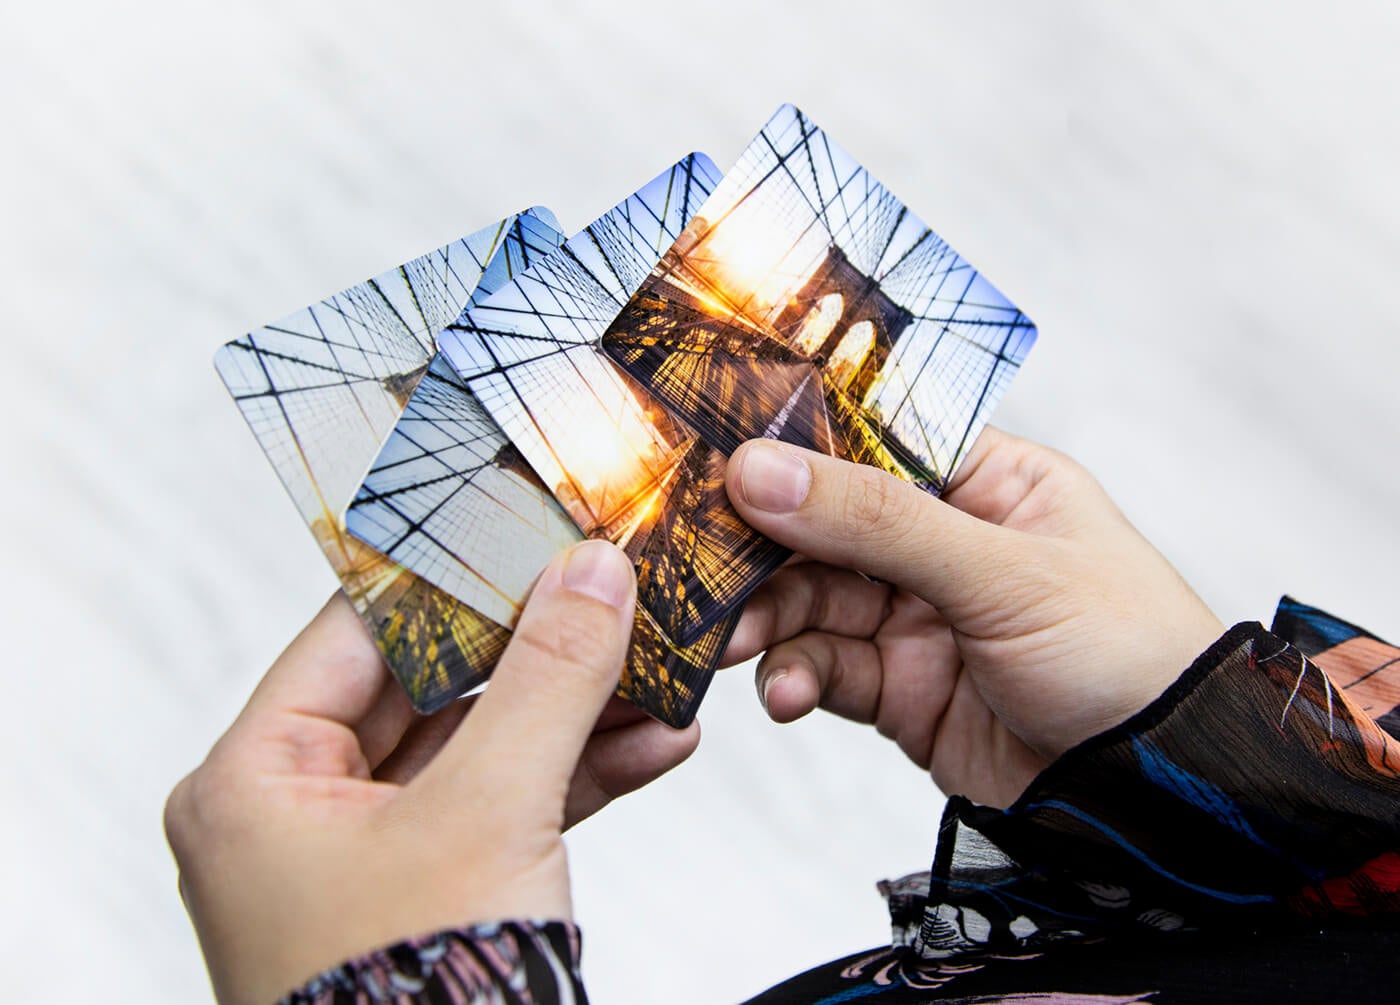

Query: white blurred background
left=5, top=2, right=1400, bottom=1000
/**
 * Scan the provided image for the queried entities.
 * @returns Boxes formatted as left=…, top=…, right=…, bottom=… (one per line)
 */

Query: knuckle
left=801, top=566, right=835, bottom=628
left=1047, top=444, right=1092, bottom=482
left=162, top=772, right=217, bottom=856
left=578, top=748, right=619, bottom=807
left=746, top=585, right=779, bottom=638
left=768, top=564, right=820, bottom=633
left=873, top=714, right=899, bottom=742
left=163, top=763, right=237, bottom=860
left=162, top=776, right=195, bottom=854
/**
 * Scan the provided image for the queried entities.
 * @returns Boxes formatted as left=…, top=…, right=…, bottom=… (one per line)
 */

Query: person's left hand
left=165, top=541, right=697, bottom=1005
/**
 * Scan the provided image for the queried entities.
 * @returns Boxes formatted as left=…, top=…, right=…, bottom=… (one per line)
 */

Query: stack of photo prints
left=216, top=105, right=1038, bottom=727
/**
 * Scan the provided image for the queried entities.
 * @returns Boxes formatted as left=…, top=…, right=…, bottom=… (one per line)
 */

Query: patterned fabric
left=751, top=599, right=1400, bottom=1001
left=282, top=600, right=1400, bottom=1003
left=899, top=618, right=1400, bottom=960
left=743, top=916, right=1400, bottom=1003
left=280, top=921, right=585, bottom=1004
left=1272, top=595, right=1400, bottom=742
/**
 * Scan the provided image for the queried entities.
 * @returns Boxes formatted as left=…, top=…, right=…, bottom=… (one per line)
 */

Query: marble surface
left=6, top=2, right=1400, bottom=1000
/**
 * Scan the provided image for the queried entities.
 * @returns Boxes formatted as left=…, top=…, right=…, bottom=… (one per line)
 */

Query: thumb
left=726, top=439, right=1017, bottom=618
left=414, top=540, right=636, bottom=818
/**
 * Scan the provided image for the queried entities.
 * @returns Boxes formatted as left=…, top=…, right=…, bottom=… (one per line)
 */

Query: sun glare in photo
left=543, top=363, right=682, bottom=535
left=554, top=407, right=646, bottom=493
left=694, top=206, right=816, bottom=311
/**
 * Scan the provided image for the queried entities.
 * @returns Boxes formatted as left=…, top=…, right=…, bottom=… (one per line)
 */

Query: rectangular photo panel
left=426, top=155, right=788, bottom=647
left=350, top=155, right=732, bottom=638
left=346, top=155, right=742, bottom=725
left=598, top=103, right=1039, bottom=615
left=216, top=208, right=568, bottom=711
left=606, top=104, right=1038, bottom=487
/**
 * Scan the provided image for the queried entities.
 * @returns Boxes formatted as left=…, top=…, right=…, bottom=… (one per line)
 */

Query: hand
left=723, top=429, right=1224, bottom=808
left=165, top=541, right=696, bottom=1005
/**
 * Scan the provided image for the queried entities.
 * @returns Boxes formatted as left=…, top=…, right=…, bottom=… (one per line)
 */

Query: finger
left=563, top=718, right=701, bottom=829
left=356, top=679, right=421, bottom=770
left=939, top=427, right=1117, bottom=540
left=233, top=593, right=419, bottom=766
left=242, top=593, right=390, bottom=724
left=726, top=440, right=1018, bottom=618
left=941, top=426, right=1050, bottom=528
left=942, top=425, right=1009, bottom=495
left=754, top=660, right=822, bottom=723
left=415, top=540, right=635, bottom=811
left=755, top=632, right=884, bottom=725
left=372, top=696, right=474, bottom=785
left=721, top=562, right=893, bottom=666
left=383, top=695, right=649, bottom=770
left=375, top=683, right=651, bottom=789
left=592, top=695, right=657, bottom=732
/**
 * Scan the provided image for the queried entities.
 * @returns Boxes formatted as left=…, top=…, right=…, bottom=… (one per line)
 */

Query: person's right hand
left=723, top=428, right=1225, bottom=808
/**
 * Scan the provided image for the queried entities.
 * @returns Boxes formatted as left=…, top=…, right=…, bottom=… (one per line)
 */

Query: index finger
left=223, top=592, right=422, bottom=772
left=241, top=591, right=398, bottom=728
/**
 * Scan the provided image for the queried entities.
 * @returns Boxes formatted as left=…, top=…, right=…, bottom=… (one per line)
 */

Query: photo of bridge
left=592, top=105, right=1039, bottom=637
left=216, top=210, right=563, bottom=711
left=342, top=107, right=1036, bottom=675
left=347, top=155, right=745, bottom=723
left=602, top=105, right=1038, bottom=496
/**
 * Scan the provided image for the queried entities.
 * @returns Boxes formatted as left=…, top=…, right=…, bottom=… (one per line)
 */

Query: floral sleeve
left=278, top=921, right=586, bottom=1004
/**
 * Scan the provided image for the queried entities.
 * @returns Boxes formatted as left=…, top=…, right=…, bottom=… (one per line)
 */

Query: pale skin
left=722, top=428, right=1224, bottom=808
left=165, top=541, right=698, bottom=1005
left=166, top=429, right=1224, bottom=1001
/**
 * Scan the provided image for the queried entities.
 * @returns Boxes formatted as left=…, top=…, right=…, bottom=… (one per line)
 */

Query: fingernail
left=739, top=443, right=811, bottom=513
left=759, top=669, right=787, bottom=712
left=562, top=540, right=633, bottom=608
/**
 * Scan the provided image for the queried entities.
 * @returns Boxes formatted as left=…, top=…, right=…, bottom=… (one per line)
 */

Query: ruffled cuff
left=891, top=612, right=1400, bottom=961
left=279, top=920, right=586, bottom=1004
